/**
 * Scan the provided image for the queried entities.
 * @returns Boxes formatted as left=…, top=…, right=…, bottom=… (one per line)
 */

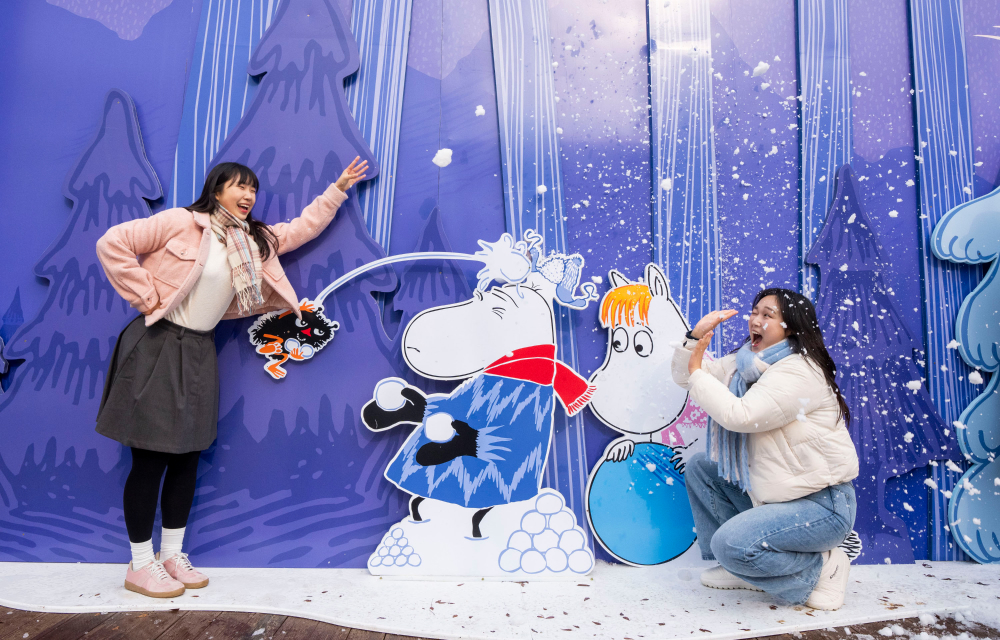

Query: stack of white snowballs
left=499, top=492, right=594, bottom=574
left=370, top=527, right=421, bottom=568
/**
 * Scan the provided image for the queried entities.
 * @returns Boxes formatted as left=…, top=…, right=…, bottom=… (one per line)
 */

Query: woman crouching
left=672, top=288, right=859, bottom=610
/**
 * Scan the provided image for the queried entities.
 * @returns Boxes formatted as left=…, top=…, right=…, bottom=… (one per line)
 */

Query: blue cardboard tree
left=0, top=289, right=23, bottom=385
left=931, top=186, right=1000, bottom=563
left=0, top=89, right=160, bottom=562
left=806, top=165, right=957, bottom=564
left=193, top=0, right=412, bottom=567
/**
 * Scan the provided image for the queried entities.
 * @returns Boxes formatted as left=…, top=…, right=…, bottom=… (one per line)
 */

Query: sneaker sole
left=124, top=580, right=185, bottom=599
left=180, top=577, right=209, bottom=589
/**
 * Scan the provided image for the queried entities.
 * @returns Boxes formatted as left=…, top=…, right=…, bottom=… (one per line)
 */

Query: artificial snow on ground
left=0, top=559, right=996, bottom=640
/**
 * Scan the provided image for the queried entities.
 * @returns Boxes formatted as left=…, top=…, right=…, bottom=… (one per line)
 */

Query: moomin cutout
left=361, top=232, right=598, bottom=578
left=586, top=263, right=700, bottom=566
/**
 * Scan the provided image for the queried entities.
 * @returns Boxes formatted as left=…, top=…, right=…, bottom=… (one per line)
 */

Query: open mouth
left=750, top=331, right=763, bottom=348
left=238, top=203, right=250, bottom=213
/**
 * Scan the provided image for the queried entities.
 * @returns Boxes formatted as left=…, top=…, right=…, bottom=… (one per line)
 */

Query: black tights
left=123, top=448, right=200, bottom=543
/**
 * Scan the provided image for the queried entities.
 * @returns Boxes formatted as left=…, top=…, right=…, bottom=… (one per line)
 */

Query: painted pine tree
left=197, top=0, right=411, bottom=567
left=0, top=89, right=160, bottom=562
left=806, top=165, right=957, bottom=564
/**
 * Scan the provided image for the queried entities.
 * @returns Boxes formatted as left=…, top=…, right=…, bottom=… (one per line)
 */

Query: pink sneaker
left=160, top=553, right=209, bottom=589
left=124, top=561, right=185, bottom=598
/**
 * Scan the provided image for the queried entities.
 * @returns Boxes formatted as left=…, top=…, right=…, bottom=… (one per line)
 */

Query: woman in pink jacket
left=95, top=159, right=366, bottom=598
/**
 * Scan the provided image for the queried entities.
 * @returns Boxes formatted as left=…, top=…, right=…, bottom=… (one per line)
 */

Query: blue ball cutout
left=587, top=442, right=696, bottom=565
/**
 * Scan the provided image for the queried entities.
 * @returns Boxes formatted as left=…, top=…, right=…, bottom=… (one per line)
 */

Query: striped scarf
left=211, top=205, right=265, bottom=316
left=707, top=339, right=794, bottom=492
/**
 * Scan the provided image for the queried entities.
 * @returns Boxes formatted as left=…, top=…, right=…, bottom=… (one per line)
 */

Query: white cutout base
left=0, top=559, right=996, bottom=639
left=369, top=488, right=595, bottom=578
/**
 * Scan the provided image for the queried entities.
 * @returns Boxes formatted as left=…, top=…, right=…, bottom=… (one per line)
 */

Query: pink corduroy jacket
left=97, top=184, right=348, bottom=327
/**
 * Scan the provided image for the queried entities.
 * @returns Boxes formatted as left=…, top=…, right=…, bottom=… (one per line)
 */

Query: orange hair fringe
left=600, top=284, right=651, bottom=328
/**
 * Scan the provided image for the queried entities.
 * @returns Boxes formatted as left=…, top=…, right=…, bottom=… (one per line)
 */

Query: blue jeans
left=684, top=451, right=856, bottom=605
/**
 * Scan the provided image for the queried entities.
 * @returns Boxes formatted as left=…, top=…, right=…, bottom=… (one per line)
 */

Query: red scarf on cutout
left=483, top=344, right=595, bottom=416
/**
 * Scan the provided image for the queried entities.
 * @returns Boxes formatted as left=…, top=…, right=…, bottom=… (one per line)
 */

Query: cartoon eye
left=612, top=327, right=628, bottom=353
left=313, top=329, right=325, bottom=337
left=295, top=318, right=308, bottom=328
left=633, top=330, right=653, bottom=357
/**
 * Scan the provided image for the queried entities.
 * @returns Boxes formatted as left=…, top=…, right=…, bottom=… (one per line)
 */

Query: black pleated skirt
left=96, top=315, right=219, bottom=453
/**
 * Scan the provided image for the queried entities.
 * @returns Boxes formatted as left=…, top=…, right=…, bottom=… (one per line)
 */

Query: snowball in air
left=905, top=380, right=922, bottom=392
left=432, top=148, right=453, bottom=167
left=946, top=339, right=960, bottom=349
left=661, top=178, right=672, bottom=190
left=475, top=105, right=486, bottom=116
left=968, top=370, right=984, bottom=384
left=536, top=184, right=548, bottom=195
left=752, top=61, right=770, bottom=77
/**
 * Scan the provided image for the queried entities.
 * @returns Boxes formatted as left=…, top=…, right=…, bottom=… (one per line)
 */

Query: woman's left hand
left=688, top=329, right=714, bottom=374
left=335, top=156, right=369, bottom=191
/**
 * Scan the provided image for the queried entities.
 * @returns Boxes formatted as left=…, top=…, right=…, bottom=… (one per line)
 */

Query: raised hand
left=688, top=329, right=714, bottom=374
left=334, top=156, right=369, bottom=192
left=689, top=309, right=737, bottom=340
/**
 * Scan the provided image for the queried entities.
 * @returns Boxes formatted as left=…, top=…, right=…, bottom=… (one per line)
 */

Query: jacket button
left=180, top=250, right=186, bottom=255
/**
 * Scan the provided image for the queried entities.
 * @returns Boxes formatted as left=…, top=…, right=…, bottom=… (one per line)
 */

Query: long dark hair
left=739, top=287, right=851, bottom=426
left=187, top=162, right=278, bottom=261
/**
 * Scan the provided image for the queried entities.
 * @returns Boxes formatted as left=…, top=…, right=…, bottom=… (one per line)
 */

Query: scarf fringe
left=232, top=262, right=264, bottom=316
left=565, top=384, right=597, bottom=416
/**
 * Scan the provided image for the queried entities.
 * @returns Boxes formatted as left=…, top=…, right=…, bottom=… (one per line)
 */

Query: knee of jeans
left=711, top=523, right=765, bottom=572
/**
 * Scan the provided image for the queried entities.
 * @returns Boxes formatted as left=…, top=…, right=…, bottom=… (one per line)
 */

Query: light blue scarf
left=706, top=339, right=794, bottom=492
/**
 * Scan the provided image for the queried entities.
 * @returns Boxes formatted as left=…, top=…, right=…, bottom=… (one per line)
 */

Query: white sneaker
left=700, top=565, right=764, bottom=591
left=806, top=547, right=850, bottom=610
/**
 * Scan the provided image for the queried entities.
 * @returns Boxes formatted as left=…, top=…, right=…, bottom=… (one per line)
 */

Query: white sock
left=130, top=539, right=155, bottom=570
left=159, top=527, right=186, bottom=561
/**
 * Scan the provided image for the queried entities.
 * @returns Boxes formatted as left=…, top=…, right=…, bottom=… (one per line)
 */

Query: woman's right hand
left=689, top=309, right=737, bottom=339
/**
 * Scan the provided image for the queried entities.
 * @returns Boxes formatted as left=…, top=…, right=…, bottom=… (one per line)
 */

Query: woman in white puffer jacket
left=672, top=288, right=859, bottom=611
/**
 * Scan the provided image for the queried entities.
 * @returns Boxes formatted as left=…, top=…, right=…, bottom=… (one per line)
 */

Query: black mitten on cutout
left=362, top=386, right=427, bottom=431
left=416, top=420, right=479, bottom=466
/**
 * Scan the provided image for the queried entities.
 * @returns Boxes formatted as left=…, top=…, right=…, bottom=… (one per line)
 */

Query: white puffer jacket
left=671, top=340, right=859, bottom=505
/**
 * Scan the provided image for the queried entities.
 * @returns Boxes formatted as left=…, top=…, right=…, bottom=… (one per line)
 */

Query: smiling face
left=401, top=284, right=555, bottom=380
left=216, top=177, right=257, bottom=219
left=748, top=294, right=789, bottom=352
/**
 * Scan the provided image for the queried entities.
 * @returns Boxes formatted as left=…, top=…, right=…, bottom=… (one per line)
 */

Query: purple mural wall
left=0, top=0, right=995, bottom=567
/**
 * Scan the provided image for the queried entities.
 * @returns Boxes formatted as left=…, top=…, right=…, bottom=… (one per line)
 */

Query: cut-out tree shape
left=806, top=165, right=957, bottom=564
left=0, top=288, right=23, bottom=384
left=386, top=207, right=471, bottom=371
left=931, top=185, right=1000, bottom=564
left=198, top=0, right=412, bottom=567
left=0, top=89, right=160, bottom=562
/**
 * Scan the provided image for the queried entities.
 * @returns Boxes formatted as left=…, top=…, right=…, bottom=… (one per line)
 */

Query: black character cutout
left=248, top=300, right=338, bottom=379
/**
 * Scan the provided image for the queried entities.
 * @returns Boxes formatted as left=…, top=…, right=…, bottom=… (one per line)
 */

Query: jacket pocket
left=155, top=238, right=197, bottom=287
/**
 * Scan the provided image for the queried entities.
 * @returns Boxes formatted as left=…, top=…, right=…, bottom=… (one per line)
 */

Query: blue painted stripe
left=169, top=0, right=279, bottom=209
left=345, top=0, right=413, bottom=251
left=909, top=0, right=979, bottom=562
left=488, top=0, right=591, bottom=545
left=798, top=0, right=851, bottom=299
left=648, top=0, right=721, bottom=352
